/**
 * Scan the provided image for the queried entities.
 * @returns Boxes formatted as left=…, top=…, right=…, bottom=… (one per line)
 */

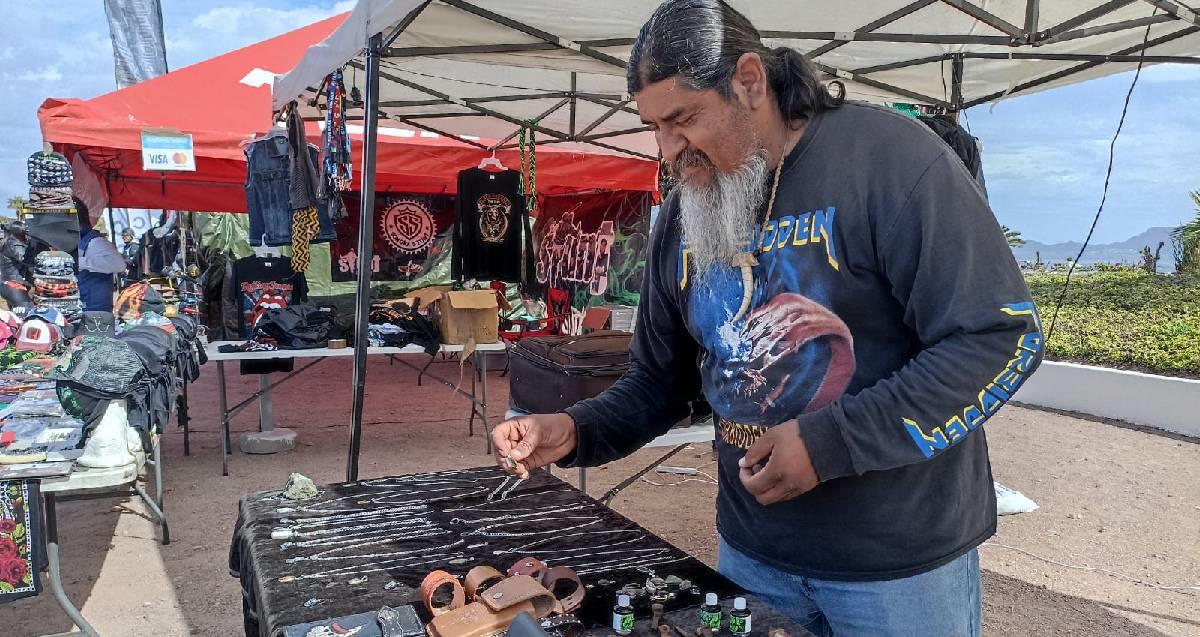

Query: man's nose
left=656, top=129, right=687, bottom=164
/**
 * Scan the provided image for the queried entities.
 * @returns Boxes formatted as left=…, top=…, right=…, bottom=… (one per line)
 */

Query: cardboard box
left=582, top=307, right=612, bottom=333
left=437, top=290, right=499, bottom=344
left=402, top=285, right=453, bottom=312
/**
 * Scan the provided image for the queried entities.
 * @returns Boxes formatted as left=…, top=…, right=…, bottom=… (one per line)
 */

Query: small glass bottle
left=700, top=593, right=722, bottom=631
left=613, top=594, right=635, bottom=635
left=728, top=597, right=751, bottom=636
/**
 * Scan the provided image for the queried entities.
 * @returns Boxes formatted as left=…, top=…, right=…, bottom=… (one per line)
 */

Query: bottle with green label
left=613, top=594, right=635, bottom=635
left=729, top=597, right=751, bottom=636
left=700, top=593, right=722, bottom=631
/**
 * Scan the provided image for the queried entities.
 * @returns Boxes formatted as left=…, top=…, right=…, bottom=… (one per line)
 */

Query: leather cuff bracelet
left=421, top=570, right=466, bottom=616
left=507, top=557, right=547, bottom=581
left=541, top=566, right=585, bottom=614
left=464, top=565, right=505, bottom=601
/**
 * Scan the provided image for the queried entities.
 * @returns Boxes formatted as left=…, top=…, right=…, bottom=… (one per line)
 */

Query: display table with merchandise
left=228, top=466, right=812, bottom=637
left=203, top=341, right=508, bottom=476
left=37, top=446, right=167, bottom=637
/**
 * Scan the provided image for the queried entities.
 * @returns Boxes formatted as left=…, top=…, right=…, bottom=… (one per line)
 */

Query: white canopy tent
left=271, top=0, right=1200, bottom=480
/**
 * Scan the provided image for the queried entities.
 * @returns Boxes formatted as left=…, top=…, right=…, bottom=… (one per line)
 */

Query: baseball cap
left=15, top=318, right=63, bottom=353
left=116, top=281, right=166, bottom=320
left=0, top=309, right=20, bottom=331
left=27, top=307, right=67, bottom=328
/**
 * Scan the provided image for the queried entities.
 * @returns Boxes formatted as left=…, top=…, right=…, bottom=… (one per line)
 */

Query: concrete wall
left=1015, top=361, right=1200, bottom=438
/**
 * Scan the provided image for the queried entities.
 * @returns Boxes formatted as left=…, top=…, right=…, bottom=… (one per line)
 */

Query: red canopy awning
left=38, top=14, right=656, bottom=213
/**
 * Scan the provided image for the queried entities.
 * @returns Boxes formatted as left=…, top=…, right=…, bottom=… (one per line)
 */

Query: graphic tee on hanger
left=452, top=168, right=534, bottom=284
left=231, top=256, right=308, bottom=338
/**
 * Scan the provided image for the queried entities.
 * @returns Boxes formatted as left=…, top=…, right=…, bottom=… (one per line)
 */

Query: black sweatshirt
left=564, top=102, right=1043, bottom=580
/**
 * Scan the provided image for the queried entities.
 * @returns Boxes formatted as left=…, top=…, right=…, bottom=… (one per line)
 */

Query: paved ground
left=5, top=355, right=1198, bottom=636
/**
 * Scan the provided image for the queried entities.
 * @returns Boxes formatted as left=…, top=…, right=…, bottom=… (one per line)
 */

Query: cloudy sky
left=1, top=1, right=1197, bottom=244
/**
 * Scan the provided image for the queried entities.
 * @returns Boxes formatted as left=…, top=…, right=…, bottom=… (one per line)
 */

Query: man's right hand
left=491, top=413, right=577, bottom=479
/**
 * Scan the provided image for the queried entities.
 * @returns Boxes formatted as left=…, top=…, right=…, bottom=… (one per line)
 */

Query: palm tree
left=6, top=196, right=26, bottom=213
left=1172, top=191, right=1200, bottom=275
left=1001, top=225, right=1025, bottom=248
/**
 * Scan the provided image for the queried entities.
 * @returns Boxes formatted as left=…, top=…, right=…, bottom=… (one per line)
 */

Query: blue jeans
left=718, top=538, right=981, bottom=637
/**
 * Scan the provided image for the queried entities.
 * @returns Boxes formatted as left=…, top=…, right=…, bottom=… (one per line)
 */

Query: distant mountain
left=1012, top=226, right=1178, bottom=270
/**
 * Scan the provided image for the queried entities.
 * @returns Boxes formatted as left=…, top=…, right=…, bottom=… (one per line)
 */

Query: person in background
left=0, top=221, right=31, bottom=284
left=120, top=227, right=144, bottom=285
left=77, top=202, right=126, bottom=312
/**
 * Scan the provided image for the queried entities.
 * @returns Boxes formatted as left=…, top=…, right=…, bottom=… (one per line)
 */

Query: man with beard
left=493, top=2, right=1041, bottom=635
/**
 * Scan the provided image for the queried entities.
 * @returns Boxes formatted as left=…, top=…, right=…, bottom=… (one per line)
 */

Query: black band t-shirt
left=231, top=256, right=309, bottom=338
left=452, top=167, right=534, bottom=284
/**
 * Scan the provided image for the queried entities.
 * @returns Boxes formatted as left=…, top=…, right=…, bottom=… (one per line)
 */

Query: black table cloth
left=229, top=467, right=811, bottom=637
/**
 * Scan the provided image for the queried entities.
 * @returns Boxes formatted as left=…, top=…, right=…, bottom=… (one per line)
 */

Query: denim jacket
left=244, top=133, right=337, bottom=247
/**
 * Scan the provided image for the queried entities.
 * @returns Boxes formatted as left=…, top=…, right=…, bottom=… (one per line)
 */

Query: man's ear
left=731, top=52, right=769, bottom=110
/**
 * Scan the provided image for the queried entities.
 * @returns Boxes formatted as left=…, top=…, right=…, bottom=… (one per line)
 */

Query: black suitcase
left=509, top=331, right=632, bottom=413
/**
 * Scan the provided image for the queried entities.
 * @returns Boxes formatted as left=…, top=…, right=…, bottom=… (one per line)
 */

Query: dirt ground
left=4, top=356, right=1198, bottom=636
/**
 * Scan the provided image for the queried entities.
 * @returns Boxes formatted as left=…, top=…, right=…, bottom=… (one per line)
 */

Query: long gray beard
left=678, top=150, right=770, bottom=276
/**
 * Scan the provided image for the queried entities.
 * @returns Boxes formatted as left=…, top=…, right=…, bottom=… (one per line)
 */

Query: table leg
left=43, top=492, right=100, bottom=637
left=135, top=439, right=170, bottom=546
left=154, top=440, right=169, bottom=545
left=478, top=350, right=491, bottom=455
left=468, top=356, right=477, bottom=438
left=578, top=467, right=587, bottom=495
left=258, top=375, right=274, bottom=432
left=417, top=356, right=435, bottom=387
left=217, top=360, right=230, bottom=477
left=181, top=380, right=190, bottom=457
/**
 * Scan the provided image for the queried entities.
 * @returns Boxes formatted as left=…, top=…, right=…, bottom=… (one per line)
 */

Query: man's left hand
left=738, top=420, right=819, bottom=505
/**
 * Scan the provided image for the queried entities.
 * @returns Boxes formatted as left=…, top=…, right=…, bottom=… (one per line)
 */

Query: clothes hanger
left=478, top=149, right=506, bottom=172
left=253, top=245, right=282, bottom=260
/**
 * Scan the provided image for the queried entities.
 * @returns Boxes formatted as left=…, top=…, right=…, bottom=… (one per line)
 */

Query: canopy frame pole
left=569, top=73, right=578, bottom=138
left=854, top=54, right=953, bottom=76
left=950, top=53, right=965, bottom=119
left=383, top=39, right=634, bottom=58
left=493, top=135, right=657, bottom=160
left=372, top=69, right=571, bottom=140
left=1042, top=15, right=1177, bottom=44
left=439, top=0, right=627, bottom=69
left=964, top=24, right=1198, bottom=107
left=1142, top=0, right=1200, bottom=23
left=347, top=31, right=383, bottom=484
left=576, top=98, right=633, bottom=138
left=814, top=62, right=953, bottom=109
left=391, top=115, right=490, bottom=149
left=489, top=98, right=571, bottom=151
left=362, top=69, right=654, bottom=159
left=575, top=95, right=640, bottom=117
left=965, top=51, right=1200, bottom=63
left=1039, top=1, right=1138, bottom=40
left=373, top=93, right=571, bottom=109
left=1024, top=0, right=1040, bottom=43
left=382, top=2, right=433, bottom=49
left=806, top=0, right=938, bottom=59
left=938, top=0, right=1024, bottom=38
left=769, top=31, right=1012, bottom=45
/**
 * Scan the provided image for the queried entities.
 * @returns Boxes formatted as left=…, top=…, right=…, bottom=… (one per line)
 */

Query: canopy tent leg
left=347, top=32, right=383, bottom=483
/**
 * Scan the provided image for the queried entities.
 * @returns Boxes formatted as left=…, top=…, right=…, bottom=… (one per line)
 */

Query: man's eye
left=678, top=115, right=696, bottom=126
